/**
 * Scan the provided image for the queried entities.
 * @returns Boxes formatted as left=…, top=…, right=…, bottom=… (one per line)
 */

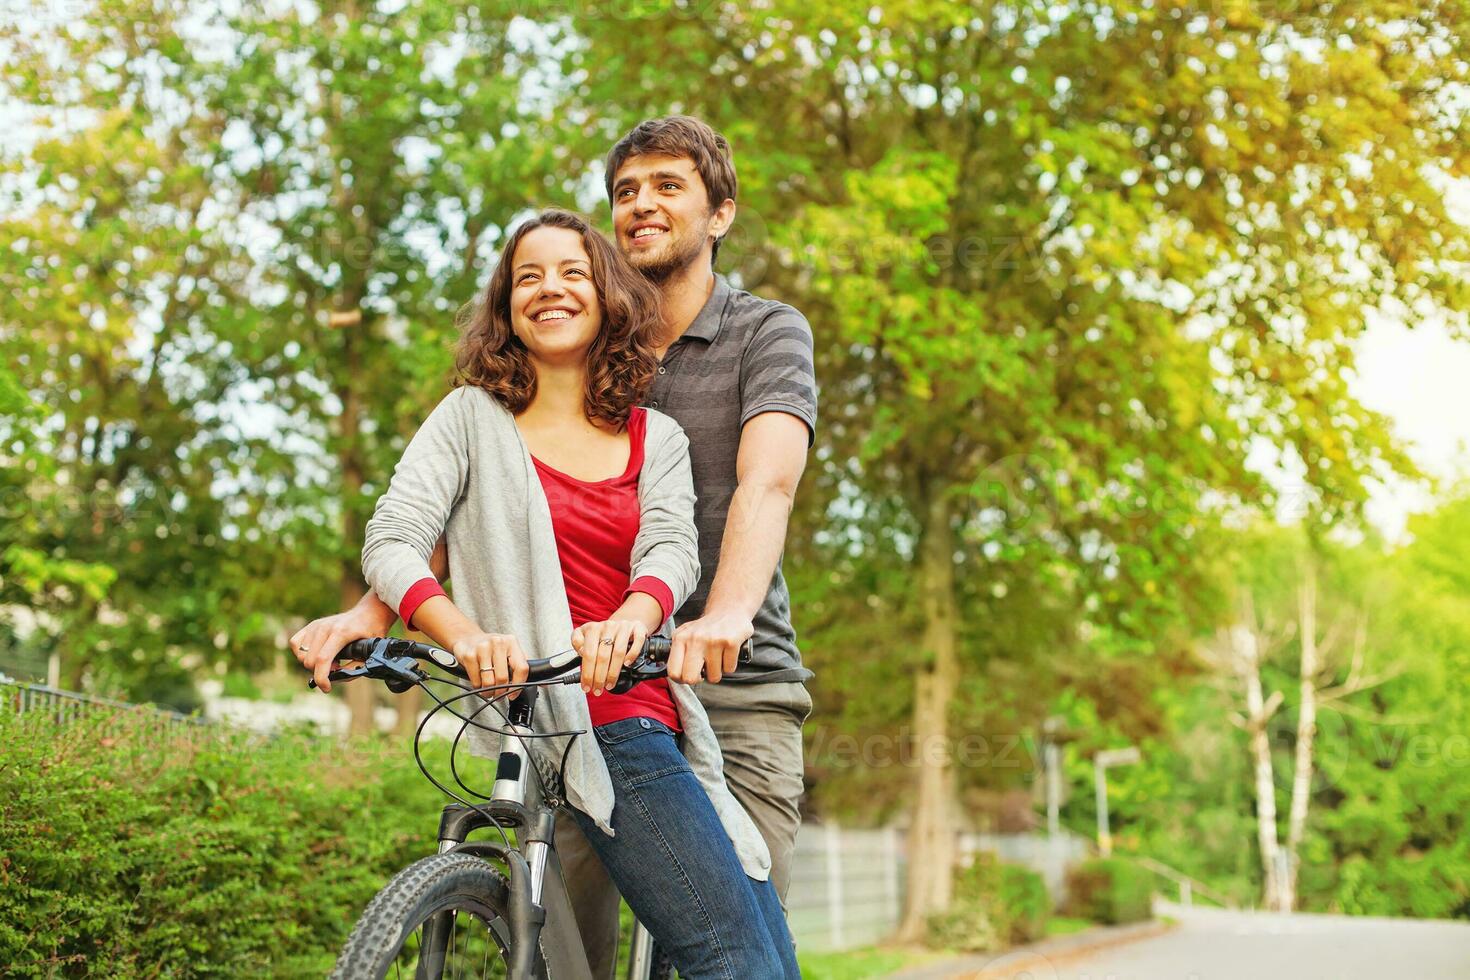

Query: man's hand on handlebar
left=290, top=599, right=398, bottom=693
left=667, top=612, right=753, bottom=686
left=452, top=631, right=531, bottom=700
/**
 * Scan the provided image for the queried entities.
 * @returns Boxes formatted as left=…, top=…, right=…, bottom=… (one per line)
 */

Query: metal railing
left=3, top=678, right=213, bottom=738
left=1129, top=854, right=1237, bottom=909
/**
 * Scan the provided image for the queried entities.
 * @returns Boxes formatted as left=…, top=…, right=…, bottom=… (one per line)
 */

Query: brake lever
left=308, top=662, right=370, bottom=689
left=308, top=642, right=429, bottom=693
left=607, top=651, right=668, bottom=695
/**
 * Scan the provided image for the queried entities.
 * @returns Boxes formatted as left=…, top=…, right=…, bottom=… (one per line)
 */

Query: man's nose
left=632, top=184, right=657, bottom=213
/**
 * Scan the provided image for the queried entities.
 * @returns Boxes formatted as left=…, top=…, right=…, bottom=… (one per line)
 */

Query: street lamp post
left=1093, top=746, right=1141, bottom=856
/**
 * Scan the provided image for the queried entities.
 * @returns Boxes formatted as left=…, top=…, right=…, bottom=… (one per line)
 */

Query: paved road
left=1004, top=904, right=1470, bottom=980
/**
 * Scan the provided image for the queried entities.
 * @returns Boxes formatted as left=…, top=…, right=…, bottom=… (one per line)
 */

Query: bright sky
left=1353, top=311, right=1470, bottom=541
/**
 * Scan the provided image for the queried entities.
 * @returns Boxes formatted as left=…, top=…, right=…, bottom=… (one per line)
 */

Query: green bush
left=927, top=854, right=1051, bottom=951
left=1064, top=858, right=1154, bottom=925
left=0, top=706, right=479, bottom=976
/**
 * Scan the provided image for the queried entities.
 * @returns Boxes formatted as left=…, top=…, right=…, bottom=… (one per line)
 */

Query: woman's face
left=508, top=226, right=603, bottom=368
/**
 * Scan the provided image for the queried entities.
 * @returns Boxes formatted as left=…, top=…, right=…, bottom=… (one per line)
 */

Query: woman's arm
left=628, top=415, right=701, bottom=615
left=361, top=389, right=471, bottom=619
left=408, top=593, right=530, bottom=695
left=632, top=415, right=707, bottom=685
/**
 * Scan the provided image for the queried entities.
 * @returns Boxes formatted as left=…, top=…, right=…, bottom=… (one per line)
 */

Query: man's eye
left=661, top=183, right=679, bottom=191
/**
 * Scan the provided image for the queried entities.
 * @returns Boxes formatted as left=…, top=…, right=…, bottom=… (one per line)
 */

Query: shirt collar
left=679, top=273, right=731, bottom=344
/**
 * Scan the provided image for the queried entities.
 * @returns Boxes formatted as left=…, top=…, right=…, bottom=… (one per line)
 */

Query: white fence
left=785, top=823, right=1093, bottom=953
left=787, top=824, right=904, bottom=952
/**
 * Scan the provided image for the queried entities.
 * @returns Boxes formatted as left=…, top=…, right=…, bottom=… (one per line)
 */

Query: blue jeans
left=569, top=716, right=800, bottom=980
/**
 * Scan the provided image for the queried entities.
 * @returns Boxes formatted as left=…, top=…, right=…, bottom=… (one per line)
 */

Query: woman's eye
left=566, top=268, right=587, bottom=277
left=661, top=183, right=679, bottom=191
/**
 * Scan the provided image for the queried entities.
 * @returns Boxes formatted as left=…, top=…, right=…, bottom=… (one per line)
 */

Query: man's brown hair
left=605, top=115, right=739, bottom=263
left=454, top=209, right=661, bottom=429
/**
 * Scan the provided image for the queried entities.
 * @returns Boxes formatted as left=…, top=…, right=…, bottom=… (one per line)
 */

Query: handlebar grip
left=638, top=636, right=754, bottom=665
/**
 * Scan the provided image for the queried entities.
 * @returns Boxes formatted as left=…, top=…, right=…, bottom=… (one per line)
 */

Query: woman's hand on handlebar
left=571, top=619, right=648, bottom=696
left=290, top=596, right=398, bottom=693
left=451, top=631, right=530, bottom=699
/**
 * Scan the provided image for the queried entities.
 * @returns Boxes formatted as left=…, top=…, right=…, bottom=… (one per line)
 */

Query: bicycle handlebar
left=309, top=634, right=753, bottom=695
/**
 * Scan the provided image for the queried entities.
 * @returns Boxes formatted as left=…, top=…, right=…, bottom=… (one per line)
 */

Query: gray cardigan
left=361, top=384, right=771, bottom=880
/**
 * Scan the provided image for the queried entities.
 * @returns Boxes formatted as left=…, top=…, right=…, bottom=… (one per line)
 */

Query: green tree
left=570, top=0, right=1467, bottom=932
left=194, top=0, right=565, bottom=731
left=1, top=10, right=280, bottom=705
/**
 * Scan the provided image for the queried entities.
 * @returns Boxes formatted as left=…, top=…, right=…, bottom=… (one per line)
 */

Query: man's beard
left=626, top=221, right=709, bottom=283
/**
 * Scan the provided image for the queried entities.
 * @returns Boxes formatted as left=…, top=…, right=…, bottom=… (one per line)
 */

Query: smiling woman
left=454, top=208, right=662, bottom=427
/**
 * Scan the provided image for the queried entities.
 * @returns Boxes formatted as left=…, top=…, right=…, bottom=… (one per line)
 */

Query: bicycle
left=313, top=633, right=750, bottom=980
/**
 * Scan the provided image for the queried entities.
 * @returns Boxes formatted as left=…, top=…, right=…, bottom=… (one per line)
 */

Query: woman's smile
left=509, top=225, right=603, bottom=363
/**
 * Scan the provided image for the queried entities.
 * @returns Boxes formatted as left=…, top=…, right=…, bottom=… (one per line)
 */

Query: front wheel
left=330, top=852, right=550, bottom=980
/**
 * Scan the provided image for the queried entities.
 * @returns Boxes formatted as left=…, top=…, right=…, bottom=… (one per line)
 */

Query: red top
left=399, top=407, right=679, bottom=732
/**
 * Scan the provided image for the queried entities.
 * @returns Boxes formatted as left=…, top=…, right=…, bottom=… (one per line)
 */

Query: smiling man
left=289, top=116, right=817, bottom=976
left=562, top=115, right=818, bottom=974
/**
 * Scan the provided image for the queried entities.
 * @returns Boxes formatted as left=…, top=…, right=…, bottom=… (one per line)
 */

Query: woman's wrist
left=608, top=591, right=665, bottom=633
left=410, top=594, right=482, bottom=652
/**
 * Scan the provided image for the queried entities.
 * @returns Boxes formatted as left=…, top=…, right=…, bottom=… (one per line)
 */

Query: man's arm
left=288, top=534, right=449, bottom=691
left=666, top=411, right=809, bottom=684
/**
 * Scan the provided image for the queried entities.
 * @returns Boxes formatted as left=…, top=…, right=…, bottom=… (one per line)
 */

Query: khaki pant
left=556, top=681, right=811, bottom=979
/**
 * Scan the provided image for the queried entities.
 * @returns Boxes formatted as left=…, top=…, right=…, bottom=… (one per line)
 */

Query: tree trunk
left=339, top=330, right=376, bottom=738
left=341, top=573, right=376, bottom=737
left=1236, top=623, right=1283, bottom=911
left=895, top=489, right=960, bottom=942
left=1283, top=566, right=1320, bottom=912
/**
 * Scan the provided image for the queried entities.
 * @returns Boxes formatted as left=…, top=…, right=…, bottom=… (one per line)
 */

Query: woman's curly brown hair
left=453, top=209, right=661, bottom=429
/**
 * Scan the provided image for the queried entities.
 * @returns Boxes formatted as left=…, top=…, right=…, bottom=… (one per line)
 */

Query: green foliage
left=0, top=708, right=462, bottom=976
left=1064, top=858, right=1154, bottom=925
left=1097, top=495, right=1470, bottom=918
left=797, top=946, right=932, bottom=980
left=927, top=854, right=1051, bottom=951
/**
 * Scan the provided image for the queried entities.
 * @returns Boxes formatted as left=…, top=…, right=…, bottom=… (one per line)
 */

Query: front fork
left=425, top=691, right=553, bottom=980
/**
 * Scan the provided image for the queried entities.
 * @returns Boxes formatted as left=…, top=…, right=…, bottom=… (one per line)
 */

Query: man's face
left=611, top=153, right=732, bottom=281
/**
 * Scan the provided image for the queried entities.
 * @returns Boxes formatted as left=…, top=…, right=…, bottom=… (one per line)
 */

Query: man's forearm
left=702, top=481, right=794, bottom=620
left=352, top=589, right=399, bottom=632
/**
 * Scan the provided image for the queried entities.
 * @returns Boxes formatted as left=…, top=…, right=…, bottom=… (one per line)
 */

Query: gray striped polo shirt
left=643, top=274, right=817, bottom=685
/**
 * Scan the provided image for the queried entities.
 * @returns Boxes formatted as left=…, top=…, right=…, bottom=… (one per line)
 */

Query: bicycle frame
left=325, top=637, right=697, bottom=980
left=426, top=684, right=594, bottom=980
